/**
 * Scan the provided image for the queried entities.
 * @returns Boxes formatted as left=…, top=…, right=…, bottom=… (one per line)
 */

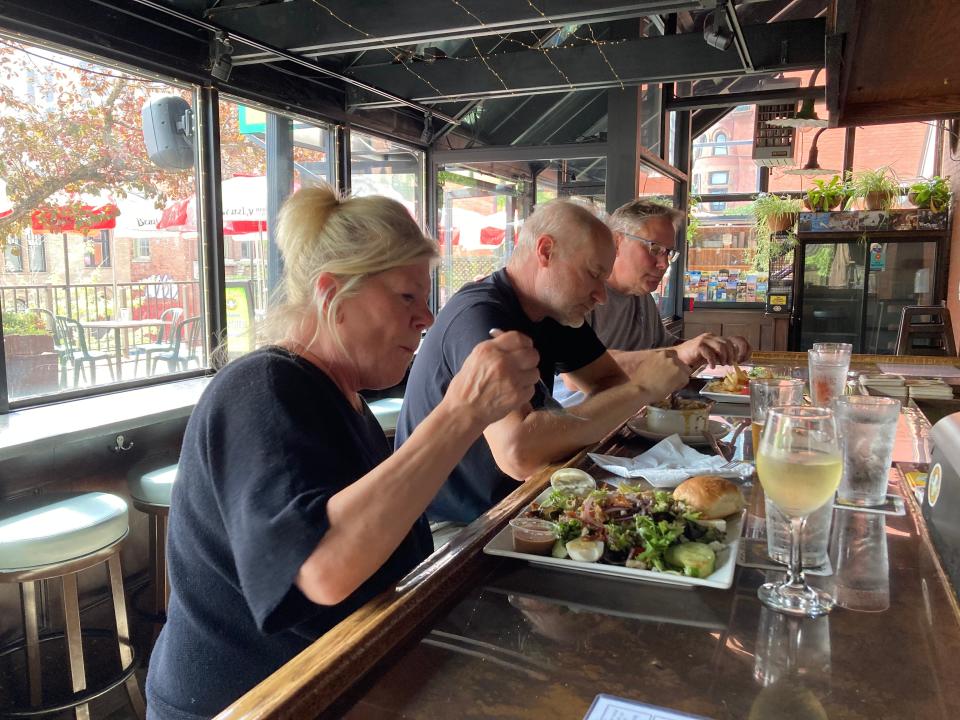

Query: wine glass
left=755, top=406, right=842, bottom=617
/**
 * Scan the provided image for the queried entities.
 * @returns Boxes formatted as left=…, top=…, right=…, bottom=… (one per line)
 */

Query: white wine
left=756, top=450, right=842, bottom=517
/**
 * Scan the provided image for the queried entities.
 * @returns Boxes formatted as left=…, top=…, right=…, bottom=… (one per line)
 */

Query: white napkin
left=588, top=434, right=753, bottom=488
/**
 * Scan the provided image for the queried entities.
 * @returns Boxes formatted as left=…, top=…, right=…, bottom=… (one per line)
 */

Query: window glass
left=350, top=131, right=423, bottom=224
left=217, top=98, right=334, bottom=359
left=684, top=200, right=766, bottom=305
left=852, top=121, right=937, bottom=187
left=1, top=39, right=205, bottom=401
left=767, top=103, right=845, bottom=193
left=692, top=106, right=759, bottom=195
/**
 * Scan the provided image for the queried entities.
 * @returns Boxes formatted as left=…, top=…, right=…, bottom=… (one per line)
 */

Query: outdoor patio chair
left=57, top=315, right=116, bottom=385
left=29, top=308, right=70, bottom=388
left=129, top=307, right=184, bottom=376
left=146, top=315, right=202, bottom=375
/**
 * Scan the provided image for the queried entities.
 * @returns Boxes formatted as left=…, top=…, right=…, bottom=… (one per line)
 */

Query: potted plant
left=1, top=311, right=58, bottom=396
left=908, top=176, right=952, bottom=212
left=751, top=193, right=802, bottom=272
left=804, top=176, right=846, bottom=212
left=849, top=167, right=901, bottom=210
left=753, top=193, right=802, bottom=235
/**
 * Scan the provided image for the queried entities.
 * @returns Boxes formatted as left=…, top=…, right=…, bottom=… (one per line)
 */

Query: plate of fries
left=700, top=364, right=751, bottom=403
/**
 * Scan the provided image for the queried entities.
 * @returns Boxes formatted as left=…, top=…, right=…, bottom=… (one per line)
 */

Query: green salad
left=523, top=484, right=728, bottom=578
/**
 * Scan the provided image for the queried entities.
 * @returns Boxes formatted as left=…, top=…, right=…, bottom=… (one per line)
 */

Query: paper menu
left=876, top=363, right=960, bottom=378
left=583, top=695, right=711, bottom=720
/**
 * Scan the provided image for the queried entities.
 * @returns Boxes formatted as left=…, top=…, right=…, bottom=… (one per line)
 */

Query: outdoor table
left=80, top=318, right=169, bottom=381
left=215, top=352, right=960, bottom=720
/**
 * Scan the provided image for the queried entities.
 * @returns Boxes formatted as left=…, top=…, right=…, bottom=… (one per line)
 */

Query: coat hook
left=112, top=434, right=134, bottom=453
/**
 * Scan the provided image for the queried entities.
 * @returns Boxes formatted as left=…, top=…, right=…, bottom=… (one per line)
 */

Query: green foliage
left=849, top=167, right=901, bottom=209
left=805, top=176, right=845, bottom=211
left=750, top=193, right=802, bottom=271
left=1, top=312, right=47, bottom=337
left=806, top=245, right=837, bottom=281
left=686, top=195, right=701, bottom=246
left=908, top=176, right=952, bottom=212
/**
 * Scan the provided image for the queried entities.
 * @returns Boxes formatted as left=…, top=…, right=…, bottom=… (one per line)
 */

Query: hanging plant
left=750, top=193, right=802, bottom=271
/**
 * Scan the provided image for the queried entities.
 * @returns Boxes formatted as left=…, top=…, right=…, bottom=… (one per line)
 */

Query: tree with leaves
left=0, top=40, right=265, bottom=244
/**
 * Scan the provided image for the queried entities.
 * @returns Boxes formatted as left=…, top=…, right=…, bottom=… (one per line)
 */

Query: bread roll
left=673, top=475, right=745, bottom=519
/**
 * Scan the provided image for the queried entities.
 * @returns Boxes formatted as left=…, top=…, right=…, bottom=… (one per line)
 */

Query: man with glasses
left=558, top=200, right=749, bottom=401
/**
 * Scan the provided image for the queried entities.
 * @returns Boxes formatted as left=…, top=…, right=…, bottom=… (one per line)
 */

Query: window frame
left=0, top=35, right=432, bottom=413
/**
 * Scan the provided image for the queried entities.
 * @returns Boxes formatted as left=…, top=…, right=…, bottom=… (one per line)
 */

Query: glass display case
left=792, top=211, right=949, bottom=353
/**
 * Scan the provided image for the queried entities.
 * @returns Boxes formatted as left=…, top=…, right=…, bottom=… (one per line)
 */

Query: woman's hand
left=629, top=348, right=689, bottom=400
left=445, top=330, right=541, bottom=428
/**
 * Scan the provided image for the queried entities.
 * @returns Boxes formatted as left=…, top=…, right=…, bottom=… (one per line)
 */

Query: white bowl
left=645, top=399, right=714, bottom=436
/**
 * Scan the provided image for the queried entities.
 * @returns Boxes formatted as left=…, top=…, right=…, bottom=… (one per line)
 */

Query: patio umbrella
left=157, top=175, right=271, bottom=236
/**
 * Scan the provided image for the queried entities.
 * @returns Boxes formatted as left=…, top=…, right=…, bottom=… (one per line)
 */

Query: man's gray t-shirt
left=587, top=285, right=677, bottom=351
left=553, top=286, right=677, bottom=407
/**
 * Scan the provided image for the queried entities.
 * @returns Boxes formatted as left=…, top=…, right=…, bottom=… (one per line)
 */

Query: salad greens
left=523, top=482, right=729, bottom=576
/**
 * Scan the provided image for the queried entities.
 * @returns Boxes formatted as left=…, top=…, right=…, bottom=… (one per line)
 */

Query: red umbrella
left=31, top=203, right=119, bottom=233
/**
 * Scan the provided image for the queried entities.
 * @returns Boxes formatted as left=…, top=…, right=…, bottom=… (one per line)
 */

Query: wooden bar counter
left=216, top=353, right=960, bottom=720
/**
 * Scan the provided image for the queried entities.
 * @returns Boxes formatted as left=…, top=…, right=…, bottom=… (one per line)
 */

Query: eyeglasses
left=621, top=232, right=680, bottom=264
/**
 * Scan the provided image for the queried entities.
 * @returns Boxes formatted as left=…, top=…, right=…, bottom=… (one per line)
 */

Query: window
left=685, top=200, right=764, bottom=305
left=133, top=237, right=150, bottom=260
left=27, top=235, right=46, bottom=272
left=219, top=97, right=334, bottom=360
left=714, top=132, right=728, bottom=156
left=708, top=171, right=729, bottom=186
left=852, top=121, right=937, bottom=186
left=350, top=131, right=423, bottom=225
left=691, top=106, right=758, bottom=195
left=4, top=239, right=23, bottom=273
left=1, top=39, right=205, bottom=402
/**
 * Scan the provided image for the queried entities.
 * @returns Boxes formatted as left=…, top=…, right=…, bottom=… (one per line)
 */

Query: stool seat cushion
left=129, top=465, right=177, bottom=507
left=0, top=492, right=129, bottom=571
left=369, top=397, right=403, bottom=434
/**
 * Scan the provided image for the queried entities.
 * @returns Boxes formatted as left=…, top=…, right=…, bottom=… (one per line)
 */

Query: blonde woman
left=146, top=186, right=539, bottom=720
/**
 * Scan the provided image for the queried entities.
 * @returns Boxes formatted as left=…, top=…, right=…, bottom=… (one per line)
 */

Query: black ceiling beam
left=667, top=85, right=825, bottom=110
left=345, top=18, right=825, bottom=107
left=0, top=0, right=430, bottom=146
left=225, top=0, right=711, bottom=64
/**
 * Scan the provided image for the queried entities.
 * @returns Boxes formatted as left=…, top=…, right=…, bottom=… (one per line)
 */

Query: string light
left=308, top=0, right=638, bottom=104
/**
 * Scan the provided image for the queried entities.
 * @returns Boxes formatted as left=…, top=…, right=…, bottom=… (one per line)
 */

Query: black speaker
left=141, top=96, right=194, bottom=170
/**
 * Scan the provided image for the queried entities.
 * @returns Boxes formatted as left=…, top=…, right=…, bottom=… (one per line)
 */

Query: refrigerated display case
left=791, top=211, right=949, bottom=353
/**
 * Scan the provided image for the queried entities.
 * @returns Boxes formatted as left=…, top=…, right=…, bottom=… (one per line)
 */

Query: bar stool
left=128, top=465, right=176, bottom=618
left=896, top=305, right=958, bottom=356
left=0, top=492, right=145, bottom=719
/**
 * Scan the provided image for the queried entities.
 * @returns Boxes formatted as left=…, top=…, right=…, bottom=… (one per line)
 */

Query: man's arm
left=485, top=350, right=689, bottom=480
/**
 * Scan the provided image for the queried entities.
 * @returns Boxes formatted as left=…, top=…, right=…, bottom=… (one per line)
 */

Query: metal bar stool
left=0, top=492, right=145, bottom=719
left=128, top=466, right=176, bottom=619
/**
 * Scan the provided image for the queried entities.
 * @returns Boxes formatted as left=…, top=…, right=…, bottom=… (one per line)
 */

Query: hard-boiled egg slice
left=566, top=538, right=603, bottom=563
left=550, top=468, right=596, bottom=497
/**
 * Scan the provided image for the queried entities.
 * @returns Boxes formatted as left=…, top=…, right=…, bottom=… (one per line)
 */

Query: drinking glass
left=834, top=395, right=901, bottom=506
left=807, top=348, right=851, bottom=407
left=812, top=342, right=852, bottom=357
left=756, top=406, right=842, bottom=617
left=750, top=378, right=805, bottom=455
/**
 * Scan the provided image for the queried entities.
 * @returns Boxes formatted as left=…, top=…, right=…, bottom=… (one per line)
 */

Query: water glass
left=831, top=510, right=890, bottom=612
left=834, top=395, right=900, bottom=506
left=756, top=406, right=842, bottom=618
left=765, top=496, right=833, bottom=568
left=807, top=348, right=851, bottom=407
left=812, top=342, right=852, bottom=357
left=750, top=378, right=805, bottom=455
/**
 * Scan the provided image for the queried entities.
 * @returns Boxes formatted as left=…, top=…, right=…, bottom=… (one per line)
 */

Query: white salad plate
left=483, top=489, right=744, bottom=590
left=699, top=385, right=751, bottom=404
left=626, top=416, right=732, bottom=444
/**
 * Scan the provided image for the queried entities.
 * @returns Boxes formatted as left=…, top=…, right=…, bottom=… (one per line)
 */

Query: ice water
left=766, top=497, right=833, bottom=567
left=809, top=358, right=849, bottom=407
left=836, top=398, right=900, bottom=506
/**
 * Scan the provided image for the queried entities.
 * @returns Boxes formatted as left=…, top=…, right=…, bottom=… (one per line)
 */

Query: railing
left=1, top=281, right=202, bottom=326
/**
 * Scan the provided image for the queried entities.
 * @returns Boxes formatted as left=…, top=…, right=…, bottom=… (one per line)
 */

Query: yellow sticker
left=769, top=295, right=787, bottom=305
left=928, top=463, right=943, bottom=508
